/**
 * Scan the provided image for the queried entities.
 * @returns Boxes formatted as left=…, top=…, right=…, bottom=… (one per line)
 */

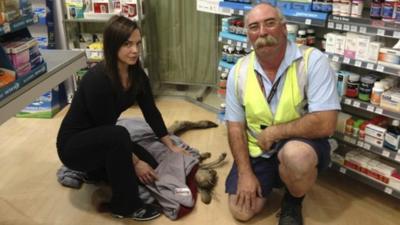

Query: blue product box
left=16, top=84, right=67, bottom=118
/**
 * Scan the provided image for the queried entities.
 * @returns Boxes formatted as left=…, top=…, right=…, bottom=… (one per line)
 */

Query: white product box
left=336, top=111, right=352, bottom=133
left=334, top=34, right=346, bottom=55
left=365, top=135, right=384, bottom=148
left=380, top=89, right=400, bottom=112
left=325, top=32, right=338, bottom=54
left=367, top=42, right=384, bottom=63
left=344, top=32, right=359, bottom=59
left=365, top=124, right=386, bottom=140
left=356, top=34, right=376, bottom=61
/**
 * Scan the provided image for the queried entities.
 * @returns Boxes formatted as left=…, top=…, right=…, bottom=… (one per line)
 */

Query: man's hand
left=257, top=126, right=279, bottom=151
left=236, top=172, right=263, bottom=212
left=134, top=160, right=158, bottom=184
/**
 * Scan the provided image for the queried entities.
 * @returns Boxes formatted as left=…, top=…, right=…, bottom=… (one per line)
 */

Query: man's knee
left=228, top=195, right=265, bottom=222
left=278, top=140, right=317, bottom=174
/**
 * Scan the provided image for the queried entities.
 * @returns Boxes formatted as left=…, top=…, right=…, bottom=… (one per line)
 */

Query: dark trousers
left=57, top=125, right=157, bottom=215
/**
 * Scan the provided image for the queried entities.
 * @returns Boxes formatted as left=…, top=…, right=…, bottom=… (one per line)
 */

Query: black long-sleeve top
left=56, top=62, right=168, bottom=150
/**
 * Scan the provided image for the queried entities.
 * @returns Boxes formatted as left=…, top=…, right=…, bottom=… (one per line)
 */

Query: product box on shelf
left=121, top=0, right=138, bottom=20
left=380, top=89, right=400, bottom=112
left=16, top=84, right=67, bottom=118
left=0, top=67, right=16, bottom=88
left=92, top=0, right=113, bottom=13
left=65, top=0, right=86, bottom=19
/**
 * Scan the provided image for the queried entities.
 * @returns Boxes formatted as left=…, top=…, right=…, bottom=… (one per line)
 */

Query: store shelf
left=219, top=2, right=327, bottom=27
left=341, top=97, right=400, bottom=121
left=0, top=50, right=86, bottom=125
left=325, top=52, right=400, bottom=76
left=329, top=161, right=400, bottom=199
left=327, top=15, right=400, bottom=39
left=218, top=60, right=234, bottom=72
left=0, top=14, right=38, bottom=35
left=218, top=31, right=251, bottom=51
left=219, top=1, right=252, bottom=15
left=283, top=10, right=328, bottom=27
left=334, top=132, right=400, bottom=163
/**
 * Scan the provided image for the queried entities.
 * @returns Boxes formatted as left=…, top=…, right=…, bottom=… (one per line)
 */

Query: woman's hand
left=134, top=160, right=158, bottom=184
left=160, top=135, right=190, bottom=155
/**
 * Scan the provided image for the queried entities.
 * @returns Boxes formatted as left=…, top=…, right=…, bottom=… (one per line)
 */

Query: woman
left=56, top=15, right=185, bottom=221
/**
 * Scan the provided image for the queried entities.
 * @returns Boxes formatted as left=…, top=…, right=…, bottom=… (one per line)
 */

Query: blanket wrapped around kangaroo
left=57, top=118, right=227, bottom=220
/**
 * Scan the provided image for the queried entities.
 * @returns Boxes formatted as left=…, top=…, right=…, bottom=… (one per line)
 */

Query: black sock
left=283, top=189, right=304, bottom=205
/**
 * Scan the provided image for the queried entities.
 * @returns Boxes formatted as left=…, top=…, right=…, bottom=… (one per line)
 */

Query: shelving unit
left=0, top=50, right=86, bottom=125
left=329, top=161, right=400, bottom=199
left=325, top=52, right=400, bottom=77
left=327, top=15, right=400, bottom=39
left=198, top=0, right=400, bottom=199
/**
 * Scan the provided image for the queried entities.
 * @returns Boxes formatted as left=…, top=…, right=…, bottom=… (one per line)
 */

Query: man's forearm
left=271, top=110, right=338, bottom=140
left=228, top=122, right=253, bottom=175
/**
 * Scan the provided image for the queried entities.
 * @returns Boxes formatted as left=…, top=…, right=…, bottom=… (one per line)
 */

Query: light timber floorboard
left=0, top=98, right=399, bottom=225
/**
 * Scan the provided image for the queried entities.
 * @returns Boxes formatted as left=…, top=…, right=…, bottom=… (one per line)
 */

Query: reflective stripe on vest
left=234, top=46, right=314, bottom=157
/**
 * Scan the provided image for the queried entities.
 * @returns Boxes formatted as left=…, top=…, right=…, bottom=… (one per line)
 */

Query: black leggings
left=57, top=125, right=157, bottom=215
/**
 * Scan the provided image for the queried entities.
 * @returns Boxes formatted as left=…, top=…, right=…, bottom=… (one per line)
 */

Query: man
left=224, top=3, right=340, bottom=225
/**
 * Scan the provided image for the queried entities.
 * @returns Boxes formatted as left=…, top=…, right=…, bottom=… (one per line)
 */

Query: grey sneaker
left=112, top=204, right=161, bottom=221
left=278, top=200, right=303, bottom=225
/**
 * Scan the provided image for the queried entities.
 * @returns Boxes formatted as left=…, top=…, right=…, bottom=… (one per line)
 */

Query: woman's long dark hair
left=103, top=15, right=144, bottom=93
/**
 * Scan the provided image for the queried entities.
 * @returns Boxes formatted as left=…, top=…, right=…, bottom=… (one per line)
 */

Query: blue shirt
left=225, top=41, right=341, bottom=122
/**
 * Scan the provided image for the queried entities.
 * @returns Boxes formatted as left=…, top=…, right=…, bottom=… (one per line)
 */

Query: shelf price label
left=218, top=66, right=222, bottom=71
left=367, top=63, right=374, bottom=70
left=394, top=31, right=400, bottom=38
left=33, top=15, right=39, bottom=23
left=242, top=43, right=247, bottom=49
left=339, top=167, right=347, bottom=174
left=238, top=10, right=244, bottom=15
left=335, top=23, right=343, bottom=30
left=343, top=57, right=350, bottom=64
left=352, top=101, right=361, bottom=108
left=344, top=135, right=352, bottom=142
left=328, top=22, right=334, bottom=29
left=359, top=26, right=367, bottom=33
left=384, top=187, right=393, bottom=195
left=332, top=55, right=339, bottom=62
left=377, top=65, right=385, bottom=72
left=351, top=25, right=358, bottom=32
left=377, top=29, right=385, bottom=36
left=395, top=154, right=400, bottom=162
left=343, top=24, right=350, bottom=31
left=3, top=23, right=10, bottom=33
left=375, top=108, right=383, bottom=114
left=367, top=105, right=375, bottom=112
left=363, top=143, right=371, bottom=150
left=344, top=98, right=352, bottom=105
left=236, top=42, right=241, bottom=47
left=357, top=141, right=364, bottom=147
left=305, top=19, right=312, bottom=25
left=382, top=150, right=390, bottom=158
left=218, top=37, right=222, bottom=42
left=355, top=60, right=362, bottom=67
left=227, top=39, right=232, bottom=44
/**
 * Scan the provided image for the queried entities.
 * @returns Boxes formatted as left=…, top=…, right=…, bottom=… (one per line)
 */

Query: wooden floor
left=0, top=98, right=399, bottom=225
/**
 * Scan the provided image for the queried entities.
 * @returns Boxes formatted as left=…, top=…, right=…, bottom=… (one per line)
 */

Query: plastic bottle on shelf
left=345, top=73, right=360, bottom=98
left=370, top=81, right=385, bottom=105
left=345, top=117, right=354, bottom=135
left=358, top=75, right=376, bottom=102
left=296, top=29, right=307, bottom=45
left=234, top=46, right=244, bottom=63
left=226, top=46, right=235, bottom=64
left=222, top=45, right=229, bottom=61
left=286, top=24, right=299, bottom=43
left=218, top=72, right=228, bottom=98
left=306, top=28, right=316, bottom=46
left=370, top=0, right=383, bottom=19
left=383, top=119, right=400, bottom=150
left=217, top=103, right=226, bottom=124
